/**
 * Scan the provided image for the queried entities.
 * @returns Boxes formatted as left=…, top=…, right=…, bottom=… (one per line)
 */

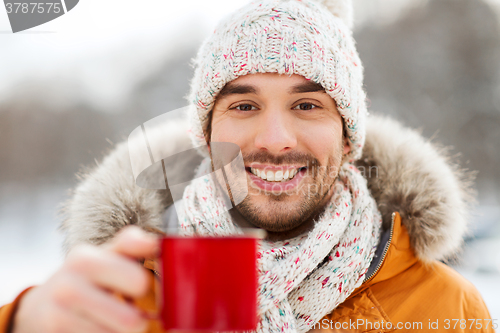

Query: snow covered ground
left=0, top=185, right=65, bottom=304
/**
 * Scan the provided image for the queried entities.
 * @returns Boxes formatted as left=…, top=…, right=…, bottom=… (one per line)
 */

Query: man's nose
left=254, top=109, right=297, bottom=154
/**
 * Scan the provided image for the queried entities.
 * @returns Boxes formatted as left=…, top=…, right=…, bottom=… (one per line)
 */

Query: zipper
left=363, top=211, right=396, bottom=284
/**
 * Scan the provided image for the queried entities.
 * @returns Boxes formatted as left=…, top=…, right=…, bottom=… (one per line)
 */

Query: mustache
left=242, top=151, right=320, bottom=167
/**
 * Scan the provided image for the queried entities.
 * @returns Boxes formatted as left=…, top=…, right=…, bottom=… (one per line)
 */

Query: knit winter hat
left=188, top=0, right=366, bottom=161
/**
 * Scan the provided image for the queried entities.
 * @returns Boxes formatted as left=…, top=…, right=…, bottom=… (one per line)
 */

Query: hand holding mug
left=12, top=226, right=157, bottom=333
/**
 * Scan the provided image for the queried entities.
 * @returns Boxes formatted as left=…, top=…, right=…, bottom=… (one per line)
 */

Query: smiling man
left=211, top=73, right=349, bottom=239
left=1, top=0, right=495, bottom=332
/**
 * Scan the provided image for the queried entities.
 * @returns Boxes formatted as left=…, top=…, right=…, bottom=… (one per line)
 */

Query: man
left=1, top=0, right=495, bottom=332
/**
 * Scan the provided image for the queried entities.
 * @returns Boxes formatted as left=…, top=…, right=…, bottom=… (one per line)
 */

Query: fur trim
left=355, top=115, right=476, bottom=262
left=60, top=119, right=202, bottom=252
left=60, top=114, right=475, bottom=262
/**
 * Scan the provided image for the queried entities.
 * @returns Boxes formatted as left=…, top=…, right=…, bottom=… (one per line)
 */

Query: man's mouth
left=244, top=165, right=308, bottom=192
left=247, top=167, right=304, bottom=182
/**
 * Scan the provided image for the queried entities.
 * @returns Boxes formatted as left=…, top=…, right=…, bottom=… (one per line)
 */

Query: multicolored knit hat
left=187, top=0, right=366, bottom=161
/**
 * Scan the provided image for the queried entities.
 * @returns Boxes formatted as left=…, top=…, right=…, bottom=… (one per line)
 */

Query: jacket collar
left=363, top=211, right=418, bottom=286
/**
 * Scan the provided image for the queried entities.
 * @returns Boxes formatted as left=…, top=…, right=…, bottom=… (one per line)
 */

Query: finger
left=104, top=225, right=160, bottom=259
left=66, top=245, right=150, bottom=298
left=44, top=301, right=116, bottom=333
left=67, top=311, right=117, bottom=333
left=54, top=275, right=147, bottom=333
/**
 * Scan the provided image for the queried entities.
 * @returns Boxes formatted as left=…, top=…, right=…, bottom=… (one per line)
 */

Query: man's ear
left=343, top=135, right=351, bottom=156
left=341, top=120, right=350, bottom=156
left=204, top=128, right=211, bottom=154
left=205, top=111, right=213, bottom=154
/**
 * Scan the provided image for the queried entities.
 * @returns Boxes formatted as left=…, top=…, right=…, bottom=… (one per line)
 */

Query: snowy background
left=0, top=0, right=499, bottom=325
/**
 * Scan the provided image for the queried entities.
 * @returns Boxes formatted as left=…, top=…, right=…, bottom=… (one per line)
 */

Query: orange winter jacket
left=1, top=212, right=494, bottom=333
left=313, top=212, right=495, bottom=333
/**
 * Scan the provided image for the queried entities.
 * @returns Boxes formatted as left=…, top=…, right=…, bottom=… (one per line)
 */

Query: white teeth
left=250, top=167, right=302, bottom=182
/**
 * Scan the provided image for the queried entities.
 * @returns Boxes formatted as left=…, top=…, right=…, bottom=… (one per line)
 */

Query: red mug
left=159, top=235, right=259, bottom=331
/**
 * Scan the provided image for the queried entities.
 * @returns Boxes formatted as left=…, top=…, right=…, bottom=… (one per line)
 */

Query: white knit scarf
left=177, top=158, right=382, bottom=332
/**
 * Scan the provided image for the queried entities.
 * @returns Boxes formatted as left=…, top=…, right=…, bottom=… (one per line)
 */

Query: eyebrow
left=218, top=83, right=258, bottom=98
left=217, top=80, right=326, bottom=99
left=289, top=81, right=326, bottom=94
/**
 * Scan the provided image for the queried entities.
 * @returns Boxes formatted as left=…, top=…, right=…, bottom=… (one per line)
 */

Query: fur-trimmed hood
left=60, top=114, right=475, bottom=262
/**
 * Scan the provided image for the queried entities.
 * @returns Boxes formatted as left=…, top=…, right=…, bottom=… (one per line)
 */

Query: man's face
left=210, top=73, right=350, bottom=233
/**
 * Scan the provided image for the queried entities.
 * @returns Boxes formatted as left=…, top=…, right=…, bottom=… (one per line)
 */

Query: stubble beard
left=234, top=145, right=344, bottom=233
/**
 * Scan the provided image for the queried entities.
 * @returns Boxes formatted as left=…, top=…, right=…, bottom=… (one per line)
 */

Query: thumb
left=103, top=225, right=160, bottom=260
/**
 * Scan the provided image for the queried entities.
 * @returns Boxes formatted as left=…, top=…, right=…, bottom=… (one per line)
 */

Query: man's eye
left=294, top=103, right=317, bottom=110
left=234, top=104, right=256, bottom=111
